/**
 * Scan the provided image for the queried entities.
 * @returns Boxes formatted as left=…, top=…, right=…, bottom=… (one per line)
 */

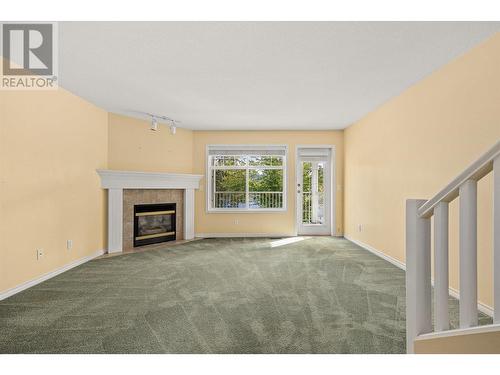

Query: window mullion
left=212, top=167, right=216, bottom=209
left=245, top=163, right=250, bottom=210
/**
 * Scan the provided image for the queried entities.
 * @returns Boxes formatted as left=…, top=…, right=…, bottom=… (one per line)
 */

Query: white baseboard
left=343, top=235, right=494, bottom=318
left=195, top=233, right=292, bottom=238
left=447, top=286, right=494, bottom=318
left=344, top=235, right=406, bottom=270
left=0, top=249, right=105, bottom=301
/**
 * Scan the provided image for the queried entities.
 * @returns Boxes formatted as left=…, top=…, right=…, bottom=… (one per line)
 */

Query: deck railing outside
left=302, top=191, right=325, bottom=224
left=249, top=192, right=283, bottom=209
left=406, top=140, right=500, bottom=353
left=214, top=191, right=283, bottom=209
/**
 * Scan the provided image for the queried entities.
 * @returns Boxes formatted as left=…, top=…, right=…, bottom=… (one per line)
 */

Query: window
left=207, top=145, right=287, bottom=211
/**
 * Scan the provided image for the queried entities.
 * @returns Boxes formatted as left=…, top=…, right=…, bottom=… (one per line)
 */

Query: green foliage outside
left=301, top=162, right=325, bottom=223
left=215, top=169, right=283, bottom=193
left=215, top=170, right=246, bottom=192
left=301, top=162, right=324, bottom=193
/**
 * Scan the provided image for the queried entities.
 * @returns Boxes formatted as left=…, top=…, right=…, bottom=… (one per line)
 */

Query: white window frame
left=206, top=145, right=288, bottom=213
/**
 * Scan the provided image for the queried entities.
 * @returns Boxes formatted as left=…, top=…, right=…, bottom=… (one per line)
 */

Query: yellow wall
left=414, top=328, right=500, bottom=354
left=193, top=131, right=344, bottom=236
left=108, top=113, right=193, bottom=173
left=344, top=32, right=500, bottom=308
left=0, top=87, right=108, bottom=293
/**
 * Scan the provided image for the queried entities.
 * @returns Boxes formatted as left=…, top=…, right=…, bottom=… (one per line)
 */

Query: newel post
left=493, top=156, right=500, bottom=324
left=406, top=199, right=432, bottom=353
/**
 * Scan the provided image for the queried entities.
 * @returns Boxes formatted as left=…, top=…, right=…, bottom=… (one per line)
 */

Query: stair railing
left=406, top=140, right=500, bottom=353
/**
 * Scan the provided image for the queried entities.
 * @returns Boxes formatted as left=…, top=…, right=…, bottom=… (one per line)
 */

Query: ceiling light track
left=132, top=111, right=180, bottom=135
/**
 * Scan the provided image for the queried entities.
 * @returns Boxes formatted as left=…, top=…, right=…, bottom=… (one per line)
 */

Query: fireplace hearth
left=134, top=203, right=176, bottom=247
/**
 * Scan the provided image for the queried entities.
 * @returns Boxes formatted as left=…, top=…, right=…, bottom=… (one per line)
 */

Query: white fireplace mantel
left=96, top=169, right=204, bottom=253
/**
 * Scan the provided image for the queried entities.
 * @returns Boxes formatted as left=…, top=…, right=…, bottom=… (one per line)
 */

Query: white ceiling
left=59, top=22, right=500, bottom=130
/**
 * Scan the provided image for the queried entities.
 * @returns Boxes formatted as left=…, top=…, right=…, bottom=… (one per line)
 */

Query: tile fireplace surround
left=97, top=170, right=203, bottom=253
left=124, top=190, right=182, bottom=250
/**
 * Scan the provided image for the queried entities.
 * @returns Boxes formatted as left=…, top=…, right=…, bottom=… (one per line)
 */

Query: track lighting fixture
left=136, top=111, right=180, bottom=135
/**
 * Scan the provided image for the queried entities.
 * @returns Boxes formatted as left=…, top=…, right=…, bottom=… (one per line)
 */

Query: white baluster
left=406, top=199, right=432, bottom=354
left=434, top=201, right=449, bottom=331
left=459, top=179, right=478, bottom=328
left=494, top=156, right=500, bottom=324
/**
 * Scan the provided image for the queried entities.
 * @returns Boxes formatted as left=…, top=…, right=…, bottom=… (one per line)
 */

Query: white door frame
left=294, top=145, right=336, bottom=236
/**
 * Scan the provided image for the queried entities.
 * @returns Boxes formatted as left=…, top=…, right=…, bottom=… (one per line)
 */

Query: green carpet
left=0, top=237, right=491, bottom=353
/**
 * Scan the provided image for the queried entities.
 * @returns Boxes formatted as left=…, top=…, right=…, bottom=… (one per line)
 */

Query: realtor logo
left=1, top=22, right=58, bottom=89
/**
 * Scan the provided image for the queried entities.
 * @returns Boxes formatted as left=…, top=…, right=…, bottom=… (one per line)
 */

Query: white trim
left=96, top=169, right=203, bottom=190
left=205, top=144, right=288, bottom=213
left=344, top=235, right=406, bottom=270
left=207, top=144, right=288, bottom=153
left=0, top=249, right=105, bottom=301
left=205, top=208, right=287, bottom=213
left=494, top=155, right=500, bottom=324
left=108, top=188, right=123, bottom=253
left=415, top=322, right=500, bottom=341
left=184, top=188, right=195, bottom=240
left=195, top=232, right=291, bottom=238
left=331, top=147, right=337, bottom=236
left=344, top=235, right=494, bottom=318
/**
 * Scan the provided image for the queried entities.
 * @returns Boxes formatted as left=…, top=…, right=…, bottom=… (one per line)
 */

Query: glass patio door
left=296, top=148, right=332, bottom=235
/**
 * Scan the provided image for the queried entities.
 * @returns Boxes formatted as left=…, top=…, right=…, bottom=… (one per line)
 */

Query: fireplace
left=133, top=203, right=176, bottom=247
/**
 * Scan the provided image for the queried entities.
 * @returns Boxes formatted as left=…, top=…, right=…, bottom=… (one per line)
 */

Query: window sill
left=207, top=208, right=287, bottom=214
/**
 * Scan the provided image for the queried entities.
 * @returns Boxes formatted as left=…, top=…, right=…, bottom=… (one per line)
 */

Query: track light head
left=170, top=122, right=177, bottom=135
left=150, top=116, right=158, bottom=131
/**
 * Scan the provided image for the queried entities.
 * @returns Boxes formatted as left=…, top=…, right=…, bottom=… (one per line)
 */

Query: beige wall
left=0, top=88, right=108, bottom=293
left=108, top=113, right=193, bottom=173
left=414, top=328, right=500, bottom=354
left=193, top=131, right=344, bottom=236
left=344, top=32, right=500, bottom=308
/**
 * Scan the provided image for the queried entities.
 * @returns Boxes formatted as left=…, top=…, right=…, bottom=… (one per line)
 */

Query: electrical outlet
left=67, top=239, right=73, bottom=250
left=234, top=219, right=239, bottom=225
left=36, top=249, right=44, bottom=260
